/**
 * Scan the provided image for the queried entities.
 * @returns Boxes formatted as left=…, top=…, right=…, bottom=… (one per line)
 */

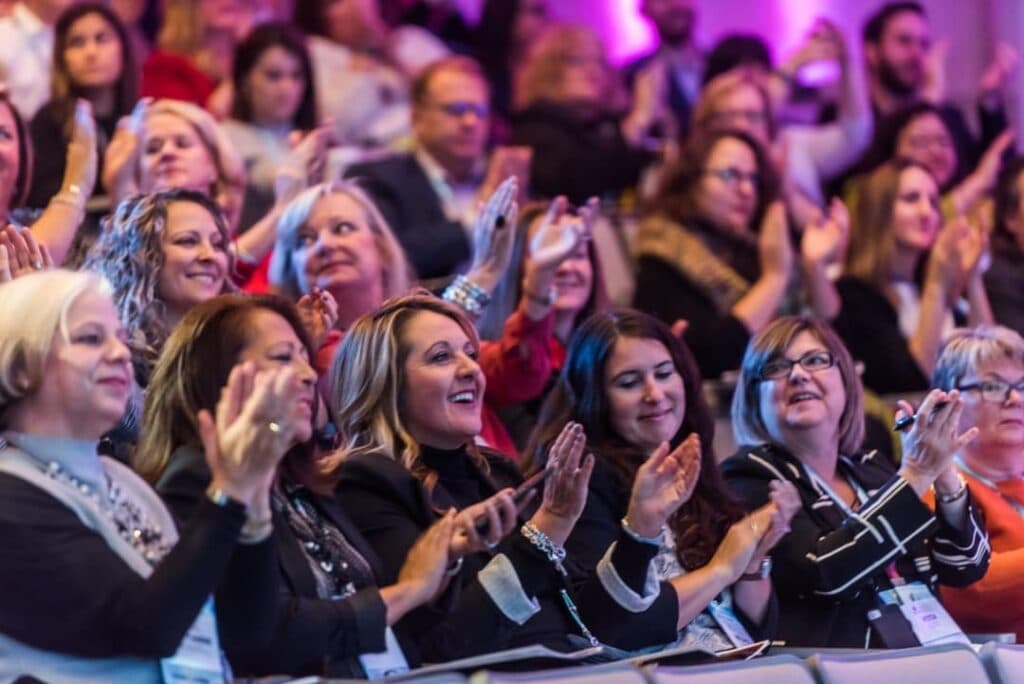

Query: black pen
left=893, top=401, right=949, bottom=432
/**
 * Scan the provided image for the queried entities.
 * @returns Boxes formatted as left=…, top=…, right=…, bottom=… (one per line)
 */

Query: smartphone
left=473, top=468, right=552, bottom=538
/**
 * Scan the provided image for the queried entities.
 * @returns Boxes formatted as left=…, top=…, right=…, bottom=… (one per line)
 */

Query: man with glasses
left=929, top=325, right=1024, bottom=643
left=346, top=56, right=526, bottom=281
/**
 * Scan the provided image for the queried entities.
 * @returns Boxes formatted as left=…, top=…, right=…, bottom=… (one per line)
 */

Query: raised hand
left=896, top=389, right=979, bottom=496
left=530, top=422, right=595, bottom=547
left=528, top=196, right=593, bottom=272
left=922, top=38, right=950, bottom=104
left=296, top=287, right=339, bottom=347
left=710, top=504, right=776, bottom=583
left=64, top=99, right=98, bottom=200
left=746, top=480, right=800, bottom=566
left=275, top=124, right=334, bottom=201
left=758, top=200, right=794, bottom=279
left=625, top=434, right=702, bottom=538
left=980, top=42, right=1019, bottom=97
left=197, top=362, right=305, bottom=506
left=463, top=176, right=519, bottom=294
left=103, top=97, right=149, bottom=200
left=0, top=226, right=52, bottom=282
left=801, top=197, right=849, bottom=267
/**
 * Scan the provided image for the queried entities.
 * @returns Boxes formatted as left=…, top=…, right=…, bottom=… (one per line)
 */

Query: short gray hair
left=268, top=180, right=413, bottom=301
left=933, top=325, right=1024, bottom=390
left=0, top=270, right=112, bottom=428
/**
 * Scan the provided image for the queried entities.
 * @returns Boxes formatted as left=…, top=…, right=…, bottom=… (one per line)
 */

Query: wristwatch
left=740, top=557, right=772, bottom=581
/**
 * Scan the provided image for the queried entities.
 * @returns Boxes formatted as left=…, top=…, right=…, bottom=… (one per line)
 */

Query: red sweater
left=142, top=51, right=216, bottom=108
left=315, top=307, right=555, bottom=459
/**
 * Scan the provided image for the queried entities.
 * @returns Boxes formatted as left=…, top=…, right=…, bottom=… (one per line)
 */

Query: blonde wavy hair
left=268, top=180, right=413, bottom=300
left=692, top=67, right=776, bottom=142
left=84, top=190, right=237, bottom=384
left=136, top=99, right=247, bottom=229
left=0, top=270, right=112, bottom=429
left=324, top=292, right=488, bottom=496
left=514, top=23, right=622, bottom=111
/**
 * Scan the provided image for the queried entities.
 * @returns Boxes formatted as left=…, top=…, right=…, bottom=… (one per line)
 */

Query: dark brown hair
left=136, top=293, right=322, bottom=490
left=526, top=309, right=745, bottom=570
left=231, top=21, right=317, bottom=130
left=650, top=128, right=778, bottom=231
left=52, top=3, right=139, bottom=121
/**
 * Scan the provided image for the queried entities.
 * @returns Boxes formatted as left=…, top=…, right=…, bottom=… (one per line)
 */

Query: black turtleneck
left=419, top=444, right=487, bottom=510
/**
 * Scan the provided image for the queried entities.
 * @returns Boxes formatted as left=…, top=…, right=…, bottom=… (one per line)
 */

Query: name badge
left=161, top=596, right=227, bottom=684
left=877, top=581, right=969, bottom=647
left=358, top=627, right=410, bottom=680
left=707, top=598, right=755, bottom=649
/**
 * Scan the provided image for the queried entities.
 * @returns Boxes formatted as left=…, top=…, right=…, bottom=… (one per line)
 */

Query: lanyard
left=802, top=463, right=869, bottom=517
left=955, top=457, right=1024, bottom=518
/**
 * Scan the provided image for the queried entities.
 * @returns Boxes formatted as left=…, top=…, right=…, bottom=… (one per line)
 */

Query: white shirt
left=413, top=145, right=483, bottom=234
left=0, top=3, right=54, bottom=119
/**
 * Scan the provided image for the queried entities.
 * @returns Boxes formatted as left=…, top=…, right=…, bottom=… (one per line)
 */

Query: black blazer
left=565, top=457, right=776, bottom=644
left=722, top=443, right=989, bottom=648
left=345, top=153, right=471, bottom=280
left=509, top=100, right=651, bottom=204
left=0, top=469, right=265, bottom=661
left=156, top=446, right=391, bottom=678
left=334, top=448, right=676, bottom=661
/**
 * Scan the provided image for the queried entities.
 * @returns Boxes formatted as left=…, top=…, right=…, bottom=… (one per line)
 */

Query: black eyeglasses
left=760, top=350, right=836, bottom=381
left=958, top=380, right=1024, bottom=403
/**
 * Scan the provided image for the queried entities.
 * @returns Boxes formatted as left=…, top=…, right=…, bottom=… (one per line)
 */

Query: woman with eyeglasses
left=927, top=325, right=1024, bottom=643
left=722, top=316, right=989, bottom=648
left=634, top=129, right=845, bottom=380
left=832, top=159, right=992, bottom=395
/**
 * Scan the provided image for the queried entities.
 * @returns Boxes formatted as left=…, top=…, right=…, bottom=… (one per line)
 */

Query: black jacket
left=345, top=153, right=471, bottom=280
left=722, top=443, right=989, bottom=648
left=334, top=446, right=677, bottom=661
left=510, top=100, right=652, bottom=204
left=0, top=470, right=265, bottom=660
left=565, top=457, right=776, bottom=643
left=156, top=445, right=390, bottom=678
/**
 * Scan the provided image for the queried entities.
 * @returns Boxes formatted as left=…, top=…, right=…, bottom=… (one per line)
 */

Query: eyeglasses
left=704, top=167, right=759, bottom=187
left=760, top=350, right=836, bottom=380
left=903, top=134, right=954, bottom=150
left=958, top=380, right=1024, bottom=403
left=429, top=101, right=490, bottom=119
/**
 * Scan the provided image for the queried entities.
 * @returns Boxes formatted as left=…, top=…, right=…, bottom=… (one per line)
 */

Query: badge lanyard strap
left=802, top=464, right=907, bottom=584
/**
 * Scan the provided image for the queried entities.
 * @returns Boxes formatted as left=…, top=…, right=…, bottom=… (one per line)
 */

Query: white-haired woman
left=929, top=325, right=1024, bottom=642
left=0, top=269, right=290, bottom=682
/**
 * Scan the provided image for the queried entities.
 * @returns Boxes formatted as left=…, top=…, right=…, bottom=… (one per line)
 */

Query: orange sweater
left=927, top=467, right=1024, bottom=642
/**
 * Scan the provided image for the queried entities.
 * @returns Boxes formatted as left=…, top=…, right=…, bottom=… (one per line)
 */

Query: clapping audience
left=5, top=0, right=1024, bottom=677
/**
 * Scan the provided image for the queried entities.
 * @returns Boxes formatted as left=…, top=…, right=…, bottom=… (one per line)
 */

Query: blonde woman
left=832, top=160, right=992, bottom=394
left=0, top=270, right=288, bottom=682
left=328, top=293, right=704, bottom=660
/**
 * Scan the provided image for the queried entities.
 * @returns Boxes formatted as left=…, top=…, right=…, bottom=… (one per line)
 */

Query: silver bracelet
left=620, top=517, right=665, bottom=546
left=239, top=515, right=273, bottom=545
left=521, top=522, right=567, bottom=574
left=443, top=275, right=491, bottom=317
left=445, top=557, right=464, bottom=577
left=934, top=473, right=968, bottom=504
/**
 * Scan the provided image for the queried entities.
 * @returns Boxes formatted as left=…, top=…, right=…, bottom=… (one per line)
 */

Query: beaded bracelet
left=520, top=521, right=567, bottom=575
left=239, top=515, right=273, bottom=545
left=443, top=275, right=491, bottom=317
